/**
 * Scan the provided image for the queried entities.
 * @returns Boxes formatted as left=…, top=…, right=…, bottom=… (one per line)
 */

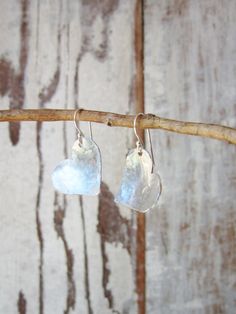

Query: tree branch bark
left=0, top=108, right=235, bottom=145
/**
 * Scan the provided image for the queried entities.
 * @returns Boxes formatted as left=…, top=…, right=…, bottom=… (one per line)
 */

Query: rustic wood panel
left=1, top=0, right=236, bottom=313
left=0, top=0, right=139, bottom=313
left=145, top=0, right=236, bottom=313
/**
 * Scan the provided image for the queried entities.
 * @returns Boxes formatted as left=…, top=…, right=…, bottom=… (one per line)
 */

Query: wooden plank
left=0, top=0, right=138, bottom=313
left=134, top=1, right=146, bottom=314
left=145, top=0, right=236, bottom=313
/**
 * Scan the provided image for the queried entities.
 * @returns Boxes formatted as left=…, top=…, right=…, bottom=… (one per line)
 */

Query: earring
left=115, top=113, right=162, bottom=213
left=51, top=109, right=102, bottom=195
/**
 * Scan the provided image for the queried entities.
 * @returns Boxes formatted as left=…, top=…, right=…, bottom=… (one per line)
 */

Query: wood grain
left=0, top=0, right=137, bottom=313
left=134, top=1, right=146, bottom=314
left=145, top=0, right=236, bottom=313
left=1, top=0, right=236, bottom=313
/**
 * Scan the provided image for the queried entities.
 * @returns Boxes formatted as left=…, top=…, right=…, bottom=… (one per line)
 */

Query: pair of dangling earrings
left=52, top=109, right=162, bottom=213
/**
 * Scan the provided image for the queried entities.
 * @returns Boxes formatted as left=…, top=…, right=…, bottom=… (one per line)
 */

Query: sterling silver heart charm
left=52, top=136, right=101, bottom=195
left=115, top=147, right=161, bottom=212
left=115, top=113, right=162, bottom=213
left=52, top=109, right=101, bottom=195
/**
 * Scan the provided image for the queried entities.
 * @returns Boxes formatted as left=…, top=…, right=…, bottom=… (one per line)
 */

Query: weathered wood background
left=0, top=0, right=236, bottom=313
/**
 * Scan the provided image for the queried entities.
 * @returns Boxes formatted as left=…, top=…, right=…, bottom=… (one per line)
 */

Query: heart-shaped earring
left=115, top=113, right=162, bottom=213
left=51, top=109, right=102, bottom=195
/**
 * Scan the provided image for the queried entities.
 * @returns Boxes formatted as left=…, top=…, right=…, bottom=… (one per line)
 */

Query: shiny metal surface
left=115, top=148, right=161, bottom=212
left=52, top=136, right=101, bottom=195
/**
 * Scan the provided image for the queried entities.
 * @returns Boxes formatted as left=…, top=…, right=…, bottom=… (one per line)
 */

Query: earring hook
left=89, top=121, right=93, bottom=140
left=134, top=113, right=144, bottom=147
left=74, top=108, right=94, bottom=142
left=147, top=127, right=155, bottom=173
left=134, top=113, right=155, bottom=172
left=73, top=109, right=84, bottom=140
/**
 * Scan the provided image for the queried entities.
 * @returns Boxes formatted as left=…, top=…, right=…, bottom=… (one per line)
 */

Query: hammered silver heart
left=52, top=137, right=101, bottom=195
left=115, top=148, right=161, bottom=212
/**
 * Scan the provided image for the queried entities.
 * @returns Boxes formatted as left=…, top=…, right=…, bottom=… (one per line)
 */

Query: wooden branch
left=0, top=108, right=236, bottom=145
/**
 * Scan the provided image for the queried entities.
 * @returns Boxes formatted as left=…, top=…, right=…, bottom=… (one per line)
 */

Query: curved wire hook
left=74, top=108, right=93, bottom=141
left=134, top=113, right=155, bottom=172
left=134, top=113, right=144, bottom=146
left=73, top=109, right=83, bottom=137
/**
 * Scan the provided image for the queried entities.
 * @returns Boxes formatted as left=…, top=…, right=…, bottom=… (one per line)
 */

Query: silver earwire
left=74, top=109, right=94, bottom=142
left=74, top=109, right=84, bottom=138
left=134, top=113, right=144, bottom=145
left=134, top=113, right=144, bottom=154
left=89, top=121, right=93, bottom=140
left=134, top=113, right=155, bottom=172
left=147, top=128, right=155, bottom=173
left=146, top=118, right=162, bottom=196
